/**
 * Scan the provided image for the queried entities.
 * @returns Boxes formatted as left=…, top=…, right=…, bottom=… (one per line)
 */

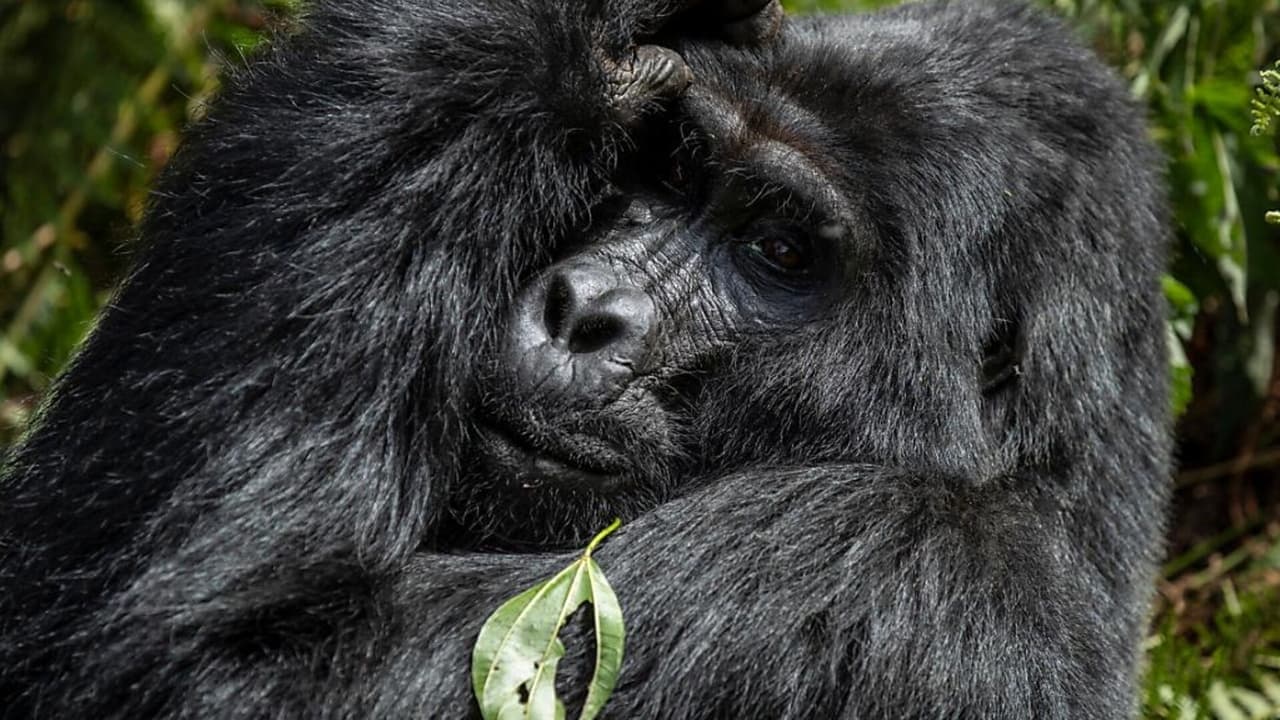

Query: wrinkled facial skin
left=448, top=104, right=864, bottom=547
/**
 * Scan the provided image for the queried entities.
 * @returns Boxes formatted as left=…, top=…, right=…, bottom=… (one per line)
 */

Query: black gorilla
left=0, top=0, right=1170, bottom=717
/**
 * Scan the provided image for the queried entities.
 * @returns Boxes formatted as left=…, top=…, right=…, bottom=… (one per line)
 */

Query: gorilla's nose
left=543, top=268, right=655, bottom=355
left=508, top=261, right=655, bottom=404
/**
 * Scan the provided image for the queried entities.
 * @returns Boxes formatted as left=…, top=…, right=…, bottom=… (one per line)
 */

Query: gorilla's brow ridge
left=685, top=85, right=858, bottom=231
left=686, top=84, right=865, bottom=260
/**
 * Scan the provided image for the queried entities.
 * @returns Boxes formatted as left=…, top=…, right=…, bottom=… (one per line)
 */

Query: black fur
left=0, top=0, right=1170, bottom=717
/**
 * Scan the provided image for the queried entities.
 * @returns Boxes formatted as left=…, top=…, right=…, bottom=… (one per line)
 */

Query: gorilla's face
left=451, top=68, right=882, bottom=546
left=479, top=188, right=850, bottom=464
left=445, top=29, right=1034, bottom=548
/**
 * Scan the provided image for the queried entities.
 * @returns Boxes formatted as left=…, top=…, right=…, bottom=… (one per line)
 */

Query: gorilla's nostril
left=566, top=289, right=655, bottom=356
left=568, top=314, right=626, bottom=354
left=544, top=275, right=573, bottom=340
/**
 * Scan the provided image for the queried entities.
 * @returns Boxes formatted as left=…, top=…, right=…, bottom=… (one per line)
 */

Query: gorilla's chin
left=444, top=400, right=683, bottom=548
left=451, top=433, right=673, bottom=549
left=473, top=422, right=630, bottom=492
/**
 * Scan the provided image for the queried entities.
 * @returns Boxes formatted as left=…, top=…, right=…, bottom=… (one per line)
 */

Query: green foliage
left=472, top=521, right=625, bottom=720
left=0, top=0, right=294, bottom=444
left=1254, top=62, right=1280, bottom=228
left=1144, top=531, right=1280, bottom=719
left=1207, top=677, right=1280, bottom=720
left=1253, top=62, right=1280, bottom=137
left=1167, top=275, right=1200, bottom=415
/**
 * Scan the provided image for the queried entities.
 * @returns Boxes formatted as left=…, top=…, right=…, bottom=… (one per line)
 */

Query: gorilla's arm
left=61, top=465, right=1137, bottom=719
left=379, top=466, right=1144, bottom=719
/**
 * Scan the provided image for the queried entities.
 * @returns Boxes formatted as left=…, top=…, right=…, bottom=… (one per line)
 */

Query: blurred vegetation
left=1, top=0, right=1279, bottom=716
left=0, top=0, right=297, bottom=436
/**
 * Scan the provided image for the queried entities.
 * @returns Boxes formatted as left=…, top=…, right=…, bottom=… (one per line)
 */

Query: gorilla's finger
left=603, top=44, right=694, bottom=125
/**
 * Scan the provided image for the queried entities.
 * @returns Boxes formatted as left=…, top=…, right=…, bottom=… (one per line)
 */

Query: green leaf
left=1130, top=3, right=1189, bottom=99
left=1208, top=681, right=1248, bottom=720
left=1251, top=64, right=1280, bottom=134
left=1191, top=79, right=1252, bottom=130
left=1162, top=275, right=1198, bottom=315
left=1229, top=686, right=1274, bottom=718
left=1210, top=130, right=1248, bottom=319
left=472, top=520, right=625, bottom=720
left=1163, top=274, right=1199, bottom=342
left=1258, top=673, right=1280, bottom=705
left=580, top=557, right=624, bottom=720
left=1168, top=324, right=1194, bottom=418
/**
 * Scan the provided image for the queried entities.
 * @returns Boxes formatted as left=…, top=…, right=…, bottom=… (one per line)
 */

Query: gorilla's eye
left=750, top=235, right=811, bottom=274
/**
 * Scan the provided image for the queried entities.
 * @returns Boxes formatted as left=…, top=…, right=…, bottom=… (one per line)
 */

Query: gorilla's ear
left=980, top=319, right=1021, bottom=395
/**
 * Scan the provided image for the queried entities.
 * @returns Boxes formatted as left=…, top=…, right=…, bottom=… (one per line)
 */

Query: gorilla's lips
left=475, top=417, right=629, bottom=490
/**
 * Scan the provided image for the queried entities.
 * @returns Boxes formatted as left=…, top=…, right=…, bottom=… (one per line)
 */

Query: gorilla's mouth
left=475, top=418, right=628, bottom=490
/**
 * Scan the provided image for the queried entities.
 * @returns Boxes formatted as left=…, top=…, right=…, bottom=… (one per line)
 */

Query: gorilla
left=0, top=0, right=1170, bottom=717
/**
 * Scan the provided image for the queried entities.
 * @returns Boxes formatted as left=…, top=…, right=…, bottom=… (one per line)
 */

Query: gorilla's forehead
left=680, top=84, right=857, bottom=228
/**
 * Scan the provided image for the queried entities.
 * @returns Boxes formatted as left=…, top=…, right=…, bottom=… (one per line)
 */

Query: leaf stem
left=585, top=518, right=622, bottom=557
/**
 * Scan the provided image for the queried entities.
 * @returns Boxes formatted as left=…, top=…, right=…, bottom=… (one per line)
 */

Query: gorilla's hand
left=603, top=0, right=782, bottom=123
left=603, top=45, right=694, bottom=125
